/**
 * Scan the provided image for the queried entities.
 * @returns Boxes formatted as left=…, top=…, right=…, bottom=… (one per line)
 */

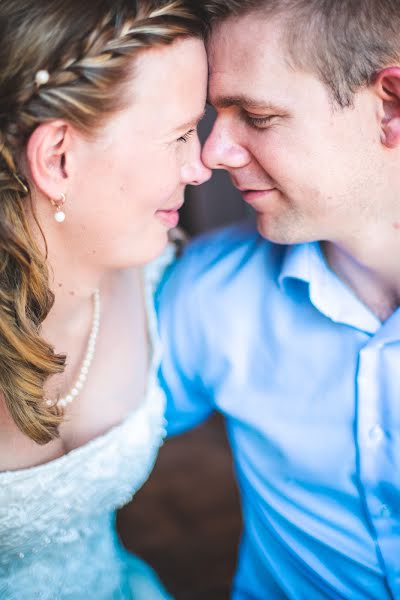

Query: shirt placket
left=356, top=340, right=400, bottom=599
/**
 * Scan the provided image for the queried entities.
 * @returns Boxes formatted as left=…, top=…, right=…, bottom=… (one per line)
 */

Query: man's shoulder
left=161, top=220, right=286, bottom=298
left=185, top=219, right=261, bottom=260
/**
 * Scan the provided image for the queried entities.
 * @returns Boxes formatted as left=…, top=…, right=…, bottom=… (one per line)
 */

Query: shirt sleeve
left=156, top=252, right=215, bottom=437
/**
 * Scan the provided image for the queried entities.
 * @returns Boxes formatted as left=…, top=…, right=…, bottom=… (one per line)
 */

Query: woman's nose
left=181, top=135, right=212, bottom=186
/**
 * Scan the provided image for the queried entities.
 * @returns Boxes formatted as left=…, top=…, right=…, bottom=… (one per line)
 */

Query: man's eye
left=244, top=114, right=277, bottom=129
left=177, top=129, right=195, bottom=143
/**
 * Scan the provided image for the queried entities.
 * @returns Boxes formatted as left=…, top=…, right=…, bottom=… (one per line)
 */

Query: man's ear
left=374, top=67, right=400, bottom=149
left=26, top=120, right=72, bottom=198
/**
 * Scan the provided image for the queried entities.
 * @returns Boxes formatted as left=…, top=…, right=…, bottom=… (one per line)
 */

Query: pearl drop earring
left=34, top=69, right=50, bottom=87
left=51, top=193, right=66, bottom=223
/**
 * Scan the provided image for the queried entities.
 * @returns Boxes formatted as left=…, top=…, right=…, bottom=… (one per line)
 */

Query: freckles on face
left=68, top=37, right=209, bottom=267
left=111, top=37, right=207, bottom=198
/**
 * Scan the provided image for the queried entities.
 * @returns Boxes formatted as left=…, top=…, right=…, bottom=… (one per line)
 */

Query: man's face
left=203, top=14, right=387, bottom=245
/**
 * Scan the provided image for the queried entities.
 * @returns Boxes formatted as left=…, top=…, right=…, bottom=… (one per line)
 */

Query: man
left=158, top=1, right=400, bottom=598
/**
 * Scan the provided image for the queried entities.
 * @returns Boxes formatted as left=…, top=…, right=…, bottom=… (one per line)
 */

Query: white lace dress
left=0, top=250, right=174, bottom=599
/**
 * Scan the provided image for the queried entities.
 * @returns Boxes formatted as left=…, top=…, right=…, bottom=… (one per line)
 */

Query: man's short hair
left=204, top=0, right=400, bottom=107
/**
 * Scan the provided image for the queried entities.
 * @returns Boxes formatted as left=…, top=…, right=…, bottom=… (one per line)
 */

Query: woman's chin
left=120, top=231, right=170, bottom=269
left=141, top=234, right=170, bottom=264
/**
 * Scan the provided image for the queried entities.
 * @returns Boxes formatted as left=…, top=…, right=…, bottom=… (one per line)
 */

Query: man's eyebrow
left=170, top=109, right=206, bottom=134
left=208, top=94, right=284, bottom=112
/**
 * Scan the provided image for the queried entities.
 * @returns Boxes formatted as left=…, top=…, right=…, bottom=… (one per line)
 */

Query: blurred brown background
left=117, top=415, right=241, bottom=600
left=117, top=108, right=248, bottom=599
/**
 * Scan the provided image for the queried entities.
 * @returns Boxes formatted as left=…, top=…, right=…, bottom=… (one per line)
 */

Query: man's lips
left=239, top=188, right=277, bottom=206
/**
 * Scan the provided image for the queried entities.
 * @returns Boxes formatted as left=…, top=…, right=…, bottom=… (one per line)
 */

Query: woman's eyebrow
left=170, top=109, right=206, bottom=134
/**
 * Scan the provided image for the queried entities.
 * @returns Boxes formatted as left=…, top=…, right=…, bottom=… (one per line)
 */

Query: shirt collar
left=278, top=242, right=381, bottom=334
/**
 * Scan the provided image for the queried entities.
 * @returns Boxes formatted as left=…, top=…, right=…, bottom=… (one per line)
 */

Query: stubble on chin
left=255, top=210, right=312, bottom=245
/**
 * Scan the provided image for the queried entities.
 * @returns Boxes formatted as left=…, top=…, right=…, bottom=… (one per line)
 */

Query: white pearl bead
left=54, top=210, right=65, bottom=223
left=52, top=288, right=100, bottom=408
left=35, top=69, right=49, bottom=86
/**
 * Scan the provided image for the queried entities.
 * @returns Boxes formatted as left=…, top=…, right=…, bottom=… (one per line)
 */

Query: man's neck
left=322, top=240, right=400, bottom=322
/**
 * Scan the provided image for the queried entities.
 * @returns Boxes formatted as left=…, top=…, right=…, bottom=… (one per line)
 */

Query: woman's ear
left=374, top=67, right=400, bottom=149
left=26, top=120, right=72, bottom=198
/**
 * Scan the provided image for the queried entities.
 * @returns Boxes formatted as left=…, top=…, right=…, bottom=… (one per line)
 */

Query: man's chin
left=255, top=214, right=307, bottom=245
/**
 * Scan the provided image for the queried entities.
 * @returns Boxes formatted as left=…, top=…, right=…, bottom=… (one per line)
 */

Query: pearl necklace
left=46, top=289, right=101, bottom=409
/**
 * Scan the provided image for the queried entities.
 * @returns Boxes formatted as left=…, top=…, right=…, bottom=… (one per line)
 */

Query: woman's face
left=54, top=37, right=211, bottom=268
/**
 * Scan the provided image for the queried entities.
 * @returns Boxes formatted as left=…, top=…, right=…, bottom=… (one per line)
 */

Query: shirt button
left=380, top=504, right=391, bottom=518
left=368, top=424, right=384, bottom=443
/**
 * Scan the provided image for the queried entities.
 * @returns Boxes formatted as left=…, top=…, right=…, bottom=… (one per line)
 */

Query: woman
left=0, top=0, right=210, bottom=597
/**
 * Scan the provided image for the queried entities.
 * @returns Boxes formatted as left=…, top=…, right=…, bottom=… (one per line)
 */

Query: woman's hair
left=0, top=0, right=205, bottom=445
left=204, top=0, right=400, bottom=107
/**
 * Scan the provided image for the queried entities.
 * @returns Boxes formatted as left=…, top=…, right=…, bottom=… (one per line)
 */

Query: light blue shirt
left=157, top=221, right=400, bottom=600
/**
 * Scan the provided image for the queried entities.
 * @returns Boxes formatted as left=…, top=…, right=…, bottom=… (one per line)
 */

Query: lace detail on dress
left=0, top=248, right=175, bottom=600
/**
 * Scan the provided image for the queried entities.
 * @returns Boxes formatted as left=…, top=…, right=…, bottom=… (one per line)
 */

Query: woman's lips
left=155, top=208, right=180, bottom=228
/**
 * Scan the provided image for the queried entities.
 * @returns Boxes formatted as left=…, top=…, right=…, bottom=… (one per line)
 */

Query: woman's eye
left=177, top=129, right=195, bottom=143
left=244, top=114, right=277, bottom=129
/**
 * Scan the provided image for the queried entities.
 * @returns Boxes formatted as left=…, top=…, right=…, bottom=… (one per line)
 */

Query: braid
left=0, top=0, right=205, bottom=444
left=15, top=2, right=205, bottom=136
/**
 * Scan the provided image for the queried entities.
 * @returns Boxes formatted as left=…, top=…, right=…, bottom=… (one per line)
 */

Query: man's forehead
left=207, top=12, right=286, bottom=60
left=207, top=15, right=293, bottom=90
left=206, top=13, right=315, bottom=111
left=206, top=50, right=293, bottom=110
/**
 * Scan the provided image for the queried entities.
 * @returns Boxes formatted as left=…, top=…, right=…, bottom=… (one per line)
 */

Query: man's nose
left=202, top=119, right=251, bottom=171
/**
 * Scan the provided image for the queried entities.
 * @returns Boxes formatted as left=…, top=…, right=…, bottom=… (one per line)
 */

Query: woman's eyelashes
left=177, top=128, right=195, bottom=143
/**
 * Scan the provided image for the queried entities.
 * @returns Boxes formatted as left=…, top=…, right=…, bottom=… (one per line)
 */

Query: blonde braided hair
left=0, top=0, right=205, bottom=445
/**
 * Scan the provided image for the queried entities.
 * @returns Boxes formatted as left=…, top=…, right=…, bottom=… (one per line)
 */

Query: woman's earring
left=51, top=193, right=66, bottom=223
